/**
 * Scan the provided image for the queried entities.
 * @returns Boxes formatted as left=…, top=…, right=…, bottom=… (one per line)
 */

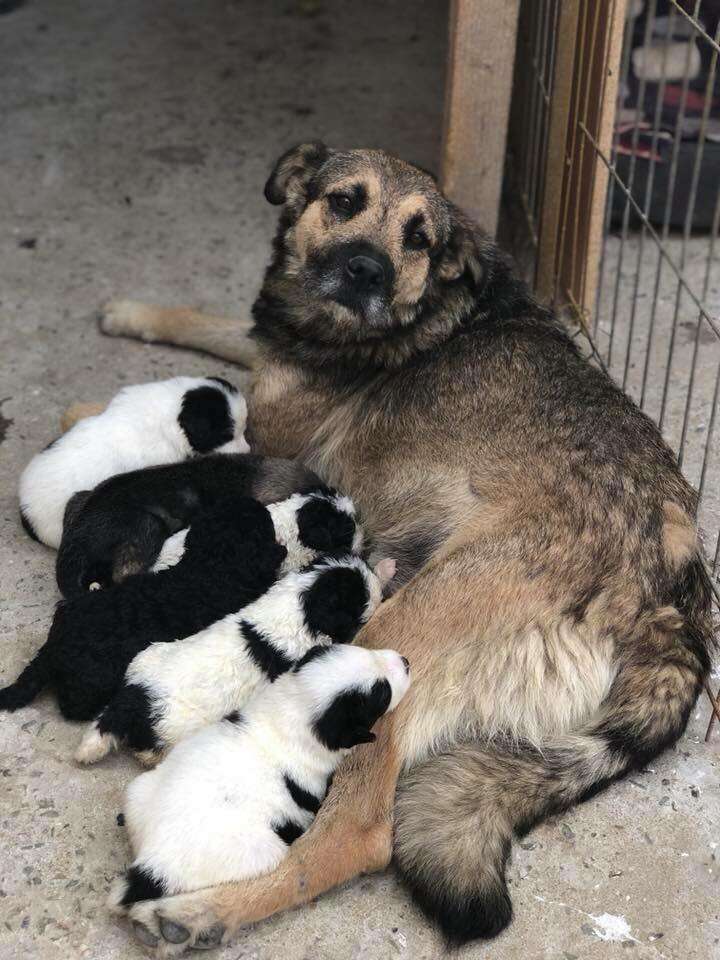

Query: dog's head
left=257, top=143, right=503, bottom=367
left=293, top=643, right=411, bottom=750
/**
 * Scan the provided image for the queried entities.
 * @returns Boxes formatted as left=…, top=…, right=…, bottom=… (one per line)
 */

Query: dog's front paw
left=99, top=300, right=158, bottom=341
left=126, top=891, right=228, bottom=956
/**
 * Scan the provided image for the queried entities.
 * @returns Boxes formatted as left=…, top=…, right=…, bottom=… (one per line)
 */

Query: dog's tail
left=394, top=559, right=713, bottom=946
left=0, top=645, right=50, bottom=711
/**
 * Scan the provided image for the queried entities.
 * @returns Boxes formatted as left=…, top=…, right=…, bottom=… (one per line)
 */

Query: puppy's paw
left=127, top=890, right=228, bottom=955
left=99, top=300, right=159, bottom=341
left=75, top=723, right=116, bottom=764
left=134, top=748, right=164, bottom=768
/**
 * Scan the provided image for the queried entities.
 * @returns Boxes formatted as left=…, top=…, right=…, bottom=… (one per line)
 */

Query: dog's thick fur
left=91, top=144, right=713, bottom=953
left=108, top=645, right=411, bottom=914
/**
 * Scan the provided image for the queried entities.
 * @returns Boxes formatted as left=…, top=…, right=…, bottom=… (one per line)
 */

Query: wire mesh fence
left=505, top=0, right=720, bottom=738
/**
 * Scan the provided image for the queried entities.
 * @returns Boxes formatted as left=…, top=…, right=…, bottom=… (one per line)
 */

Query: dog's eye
left=328, top=193, right=354, bottom=217
left=406, top=230, right=429, bottom=251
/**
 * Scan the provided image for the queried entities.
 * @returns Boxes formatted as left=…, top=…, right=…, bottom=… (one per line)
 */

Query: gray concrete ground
left=1, top=1, right=719, bottom=959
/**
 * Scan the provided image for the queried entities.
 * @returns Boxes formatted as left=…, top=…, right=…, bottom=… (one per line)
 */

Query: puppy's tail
left=394, top=564, right=712, bottom=946
left=0, top=646, right=49, bottom=711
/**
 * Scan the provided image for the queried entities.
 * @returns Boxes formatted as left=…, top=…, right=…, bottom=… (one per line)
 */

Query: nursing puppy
left=109, top=644, right=411, bottom=916
left=56, top=455, right=322, bottom=597
left=151, top=488, right=364, bottom=579
left=76, top=554, right=395, bottom=765
left=19, top=376, right=248, bottom=549
left=55, top=454, right=320, bottom=597
left=0, top=499, right=285, bottom=721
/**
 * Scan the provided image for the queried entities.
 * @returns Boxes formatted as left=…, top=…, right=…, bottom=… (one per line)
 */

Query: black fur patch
left=272, top=818, right=306, bottom=846
left=177, top=386, right=234, bottom=454
left=293, top=644, right=333, bottom=671
left=62, top=489, right=93, bottom=534
left=206, top=376, right=238, bottom=394
left=397, top=842, right=513, bottom=946
left=97, top=683, right=158, bottom=753
left=2, top=497, right=286, bottom=722
left=55, top=454, right=315, bottom=599
left=283, top=774, right=322, bottom=815
left=296, top=496, right=356, bottom=555
left=242, top=621, right=294, bottom=681
left=667, top=555, right=714, bottom=673
left=19, top=507, right=40, bottom=542
left=120, top=865, right=166, bottom=905
left=313, top=678, right=391, bottom=750
left=301, top=566, right=369, bottom=643
left=224, top=709, right=246, bottom=726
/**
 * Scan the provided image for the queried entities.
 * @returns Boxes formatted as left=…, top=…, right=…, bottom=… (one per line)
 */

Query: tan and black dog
left=72, top=144, right=712, bottom=952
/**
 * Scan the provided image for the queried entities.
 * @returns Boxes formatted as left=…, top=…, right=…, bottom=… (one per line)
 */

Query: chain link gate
left=506, top=0, right=720, bottom=737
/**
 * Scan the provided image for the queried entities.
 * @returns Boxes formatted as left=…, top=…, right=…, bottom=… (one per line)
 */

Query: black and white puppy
left=55, top=455, right=323, bottom=597
left=151, top=488, right=364, bottom=579
left=76, top=554, right=395, bottom=765
left=19, top=376, right=248, bottom=549
left=109, top=644, right=411, bottom=912
left=0, top=499, right=286, bottom=721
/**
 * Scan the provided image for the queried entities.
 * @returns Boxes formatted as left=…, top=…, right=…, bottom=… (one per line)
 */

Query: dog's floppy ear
left=437, top=210, right=488, bottom=291
left=264, top=141, right=330, bottom=206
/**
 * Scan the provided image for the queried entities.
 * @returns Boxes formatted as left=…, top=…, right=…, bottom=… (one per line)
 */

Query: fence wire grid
left=506, top=0, right=720, bottom=739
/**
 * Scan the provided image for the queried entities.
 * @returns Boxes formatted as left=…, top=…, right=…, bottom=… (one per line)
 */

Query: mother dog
left=87, top=143, right=712, bottom=952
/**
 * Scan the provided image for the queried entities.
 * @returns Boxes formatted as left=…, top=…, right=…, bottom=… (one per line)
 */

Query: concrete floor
left=1, top=1, right=719, bottom=958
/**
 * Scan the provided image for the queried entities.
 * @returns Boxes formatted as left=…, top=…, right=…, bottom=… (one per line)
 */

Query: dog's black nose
left=346, top=254, right=385, bottom=290
left=401, top=656, right=410, bottom=673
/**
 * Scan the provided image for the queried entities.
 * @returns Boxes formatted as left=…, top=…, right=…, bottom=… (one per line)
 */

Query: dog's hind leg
left=125, top=727, right=401, bottom=954
left=99, top=301, right=258, bottom=368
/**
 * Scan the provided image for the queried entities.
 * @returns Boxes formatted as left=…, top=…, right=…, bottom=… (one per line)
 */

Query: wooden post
left=535, top=0, right=581, bottom=303
left=441, top=0, right=521, bottom=236
left=550, top=0, right=628, bottom=320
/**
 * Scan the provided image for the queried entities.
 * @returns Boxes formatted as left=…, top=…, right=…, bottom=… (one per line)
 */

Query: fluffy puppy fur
left=109, top=644, right=411, bottom=910
left=19, top=376, right=248, bottom=549
left=76, top=554, right=395, bottom=765
left=0, top=499, right=286, bottom=721
left=55, top=454, right=321, bottom=597
left=151, top=488, right=364, bottom=579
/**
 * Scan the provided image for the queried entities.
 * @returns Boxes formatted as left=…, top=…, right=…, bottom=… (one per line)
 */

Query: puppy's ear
left=313, top=679, right=392, bottom=751
left=437, top=211, right=488, bottom=291
left=264, top=141, right=330, bottom=206
left=62, top=489, right=93, bottom=532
